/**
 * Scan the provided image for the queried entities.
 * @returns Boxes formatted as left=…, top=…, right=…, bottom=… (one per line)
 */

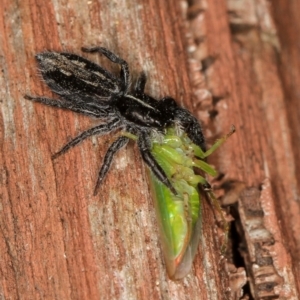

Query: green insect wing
left=148, top=175, right=202, bottom=279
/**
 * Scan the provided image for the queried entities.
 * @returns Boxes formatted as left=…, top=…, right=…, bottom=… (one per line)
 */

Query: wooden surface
left=1, top=0, right=299, bottom=299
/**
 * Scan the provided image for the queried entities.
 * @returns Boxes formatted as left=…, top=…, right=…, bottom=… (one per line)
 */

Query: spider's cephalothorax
left=25, top=47, right=206, bottom=195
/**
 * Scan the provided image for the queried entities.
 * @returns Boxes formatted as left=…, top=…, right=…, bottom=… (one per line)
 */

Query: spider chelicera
left=25, top=47, right=206, bottom=195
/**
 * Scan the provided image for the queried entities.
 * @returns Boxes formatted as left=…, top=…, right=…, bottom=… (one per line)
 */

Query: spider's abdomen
left=36, top=52, right=122, bottom=99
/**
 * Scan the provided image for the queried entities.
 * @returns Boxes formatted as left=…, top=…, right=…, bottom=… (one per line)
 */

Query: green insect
left=147, top=125, right=235, bottom=280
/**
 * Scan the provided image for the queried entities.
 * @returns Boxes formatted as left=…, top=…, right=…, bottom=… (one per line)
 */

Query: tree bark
left=0, top=0, right=299, bottom=299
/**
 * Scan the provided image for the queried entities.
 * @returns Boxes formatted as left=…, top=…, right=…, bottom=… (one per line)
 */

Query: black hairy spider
left=25, top=47, right=206, bottom=195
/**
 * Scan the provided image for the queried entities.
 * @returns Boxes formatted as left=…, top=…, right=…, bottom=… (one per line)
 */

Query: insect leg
left=24, top=95, right=110, bottom=118
left=94, top=136, right=129, bottom=195
left=52, top=118, right=121, bottom=159
left=82, top=46, right=130, bottom=93
left=138, top=132, right=177, bottom=195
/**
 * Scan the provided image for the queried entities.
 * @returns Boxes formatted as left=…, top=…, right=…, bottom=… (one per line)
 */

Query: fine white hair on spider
left=25, top=46, right=206, bottom=196
left=150, top=129, right=165, bottom=144
left=173, top=120, right=185, bottom=137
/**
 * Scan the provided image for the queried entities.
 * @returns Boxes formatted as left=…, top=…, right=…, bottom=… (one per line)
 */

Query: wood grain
left=1, top=0, right=299, bottom=299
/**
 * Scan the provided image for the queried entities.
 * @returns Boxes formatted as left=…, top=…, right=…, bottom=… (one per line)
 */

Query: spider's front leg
left=82, top=46, right=130, bottom=93
left=138, top=131, right=177, bottom=195
left=174, top=108, right=206, bottom=152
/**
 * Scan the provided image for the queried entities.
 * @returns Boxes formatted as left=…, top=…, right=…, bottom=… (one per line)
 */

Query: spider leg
left=94, top=136, right=129, bottom=195
left=138, top=131, right=177, bottom=195
left=81, top=47, right=130, bottom=93
left=135, top=72, right=147, bottom=94
left=24, top=95, right=110, bottom=118
left=52, top=118, right=121, bottom=159
left=133, top=72, right=163, bottom=112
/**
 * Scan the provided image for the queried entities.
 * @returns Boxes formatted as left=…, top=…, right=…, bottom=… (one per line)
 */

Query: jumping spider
left=25, top=47, right=206, bottom=195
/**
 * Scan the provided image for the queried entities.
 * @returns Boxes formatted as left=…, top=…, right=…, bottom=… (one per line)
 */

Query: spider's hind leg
left=94, top=136, right=129, bottom=195
left=82, top=46, right=130, bottom=93
left=52, top=118, right=121, bottom=159
left=24, top=95, right=110, bottom=118
left=25, top=95, right=77, bottom=111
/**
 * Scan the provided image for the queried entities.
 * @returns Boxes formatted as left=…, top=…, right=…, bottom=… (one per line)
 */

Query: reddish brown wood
left=1, top=0, right=300, bottom=299
left=0, top=0, right=230, bottom=299
left=204, top=0, right=299, bottom=298
left=271, top=0, right=300, bottom=282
